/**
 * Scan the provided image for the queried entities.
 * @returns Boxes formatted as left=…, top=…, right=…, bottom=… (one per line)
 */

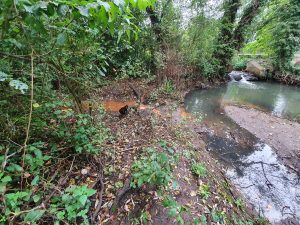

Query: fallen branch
left=110, top=177, right=132, bottom=214
left=91, top=175, right=104, bottom=223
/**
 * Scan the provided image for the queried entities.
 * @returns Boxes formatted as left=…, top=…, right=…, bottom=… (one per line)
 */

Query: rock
left=246, top=60, right=266, bottom=79
left=228, top=71, right=258, bottom=82
left=228, top=71, right=242, bottom=81
left=293, top=54, right=300, bottom=67
left=243, top=73, right=258, bottom=81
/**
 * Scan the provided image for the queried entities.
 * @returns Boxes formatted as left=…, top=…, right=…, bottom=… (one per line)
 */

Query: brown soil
left=225, top=105, right=300, bottom=174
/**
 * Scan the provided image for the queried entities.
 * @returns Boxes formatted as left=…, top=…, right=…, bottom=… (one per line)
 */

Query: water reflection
left=227, top=143, right=300, bottom=224
left=184, top=81, right=300, bottom=122
left=184, top=81, right=300, bottom=224
left=272, top=93, right=286, bottom=117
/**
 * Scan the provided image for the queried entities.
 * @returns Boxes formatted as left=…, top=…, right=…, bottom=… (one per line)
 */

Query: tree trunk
left=233, top=0, right=262, bottom=51
left=212, top=0, right=240, bottom=78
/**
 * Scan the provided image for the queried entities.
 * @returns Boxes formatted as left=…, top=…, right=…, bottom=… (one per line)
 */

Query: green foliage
left=118, top=57, right=151, bottom=79
left=131, top=147, right=173, bottom=188
left=50, top=185, right=96, bottom=224
left=0, top=98, right=110, bottom=223
left=211, top=210, right=226, bottom=223
left=131, top=210, right=151, bottom=225
left=31, top=100, right=110, bottom=154
left=0, top=0, right=155, bottom=223
left=191, top=163, right=207, bottom=177
left=181, top=11, right=220, bottom=77
left=162, top=79, right=175, bottom=94
left=198, top=184, right=210, bottom=199
left=162, top=196, right=187, bottom=225
left=243, top=0, right=300, bottom=75
left=235, top=198, right=245, bottom=209
left=232, top=55, right=248, bottom=70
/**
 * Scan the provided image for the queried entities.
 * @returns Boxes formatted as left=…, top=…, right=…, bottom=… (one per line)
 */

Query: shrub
left=191, top=163, right=207, bottom=177
left=131, top=147, right=173, bottom=188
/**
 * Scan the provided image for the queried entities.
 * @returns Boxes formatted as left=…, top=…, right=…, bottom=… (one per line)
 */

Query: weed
left=235, top=198, right=245, bottom=210
left=131, top=147, right=173, bottom=188
left=198, top=184, right=211, bottom=199
left=162, top=196, right=187, bottom=225
left=191, top=163, right=207, bottom=177
left=131, top=210, right=151, bottom=225
left=163, top=79, right=175, bottom=94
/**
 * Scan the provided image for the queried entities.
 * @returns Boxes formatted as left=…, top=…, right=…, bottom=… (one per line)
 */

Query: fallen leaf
left=190, top=191, right=197, bottom=197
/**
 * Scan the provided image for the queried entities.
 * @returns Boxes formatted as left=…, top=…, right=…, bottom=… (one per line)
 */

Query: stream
left=184, top=79, right=300, bottom=224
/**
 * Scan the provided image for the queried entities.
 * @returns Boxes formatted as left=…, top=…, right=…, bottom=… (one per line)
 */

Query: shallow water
left=185, top=80, right=300, bottom=122
left=184, top=80, right=300, bottom=224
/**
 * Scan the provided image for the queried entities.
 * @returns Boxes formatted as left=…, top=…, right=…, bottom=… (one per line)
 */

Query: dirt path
left=225, top=105, right=300, bottom=173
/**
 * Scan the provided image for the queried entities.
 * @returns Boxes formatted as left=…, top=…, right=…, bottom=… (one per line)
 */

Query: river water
left=184, top=80, right=300, bottom=224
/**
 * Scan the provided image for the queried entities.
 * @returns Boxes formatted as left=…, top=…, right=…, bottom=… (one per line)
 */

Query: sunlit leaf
left=0, top=71, right=9, bottom=82
left=9, top=80, right=28, bottom=94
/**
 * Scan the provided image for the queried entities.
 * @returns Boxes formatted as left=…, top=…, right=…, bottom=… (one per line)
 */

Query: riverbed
left=184, top=80, right=300, bottom=224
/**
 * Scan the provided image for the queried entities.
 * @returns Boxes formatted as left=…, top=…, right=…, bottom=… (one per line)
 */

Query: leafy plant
left=191, top=163, right=207, bottom=177
left=163, top=79, right=175, bottom=94
left=235, top=198, right=245, bottom=210
left=198, top=184, right=210, bottom=200
left=232, top=56, right=248, bottom=70
left=50, top=185, right=96, bottom=224
left=131, top=147, right=173, bottom=188
left=162, top=196, right=187, bottom=225
left=131, top=210, right=152, bottom=225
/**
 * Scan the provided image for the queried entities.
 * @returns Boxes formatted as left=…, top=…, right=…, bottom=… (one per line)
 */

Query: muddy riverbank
left=225, top=105, right=300, bottom=174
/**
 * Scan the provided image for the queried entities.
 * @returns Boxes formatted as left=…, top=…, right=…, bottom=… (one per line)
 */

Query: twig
left=240, top=161, right=279, bottom=168
left=260, top=162, right=273, bottom=187
left=21, top=48, right=34, bottom=189
left=2, top=148, right=17, bottom=170
left=10, top=204, right=45, bottom=221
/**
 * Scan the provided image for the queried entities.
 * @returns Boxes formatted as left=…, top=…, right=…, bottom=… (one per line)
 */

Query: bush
left=232, top=55, right=248, bottom=70
left=131, top=147, right=174, bottom=188
left=0, top=99, right=109, bottom=224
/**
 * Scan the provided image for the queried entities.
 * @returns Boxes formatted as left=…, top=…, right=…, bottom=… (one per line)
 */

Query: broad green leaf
left=56, top=33, right=66, bottom=46
left=0, top=184, right=6, bottom=193
left=33, top=194, right=41, bottom=203
left=168, top=208, right=177, bottom=217
left=1, top=176, right=12, bottom=183
left=78, top=6, right=89, bottom=17
left=24, top=210, right=45, bottom=222
left=113, top=0, right=125, bottom=6
left=99, top=1, right=111, bottom=11
left=58, top=4, right=69, bottom=16
left=37, top=1, right=48, bottom=10
left=0, top=71, right=9, bottom=82
left=85, top=188, right=96, bottom=196
left=31, top=175, right=39, bottom=186
left=23, top=5, right=34, bottom=13
left=79, top=195, right=87, bottom=205
left=6, top=163, right=23, bottom=172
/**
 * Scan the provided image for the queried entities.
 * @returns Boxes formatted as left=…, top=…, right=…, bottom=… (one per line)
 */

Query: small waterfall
left=228, top=71, right=258, bottom=82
